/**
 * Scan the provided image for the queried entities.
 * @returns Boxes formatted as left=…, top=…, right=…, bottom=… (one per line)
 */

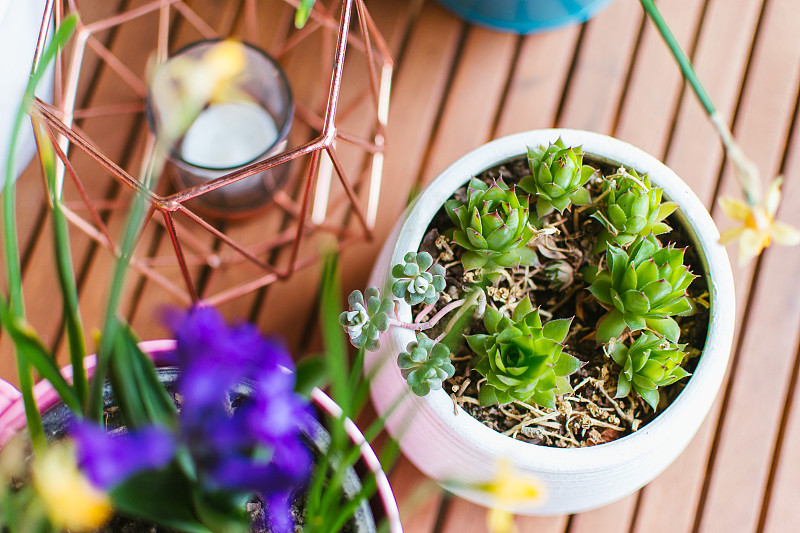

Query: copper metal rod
left=175, top=205, right=281, bottom=274
left=284, top=149, right=322, bottom=278
left=162, top=211, right=199, bottom=302
left=325, top=145, right=372, bottom=236
left=41, top=122, right=116, bottom=248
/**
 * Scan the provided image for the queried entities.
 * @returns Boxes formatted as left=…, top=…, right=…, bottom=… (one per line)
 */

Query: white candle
left=180, top=100, right=279, bottom=170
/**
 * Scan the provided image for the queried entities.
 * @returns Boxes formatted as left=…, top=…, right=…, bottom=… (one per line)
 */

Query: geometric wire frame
left=29, top=0, right=393, bottom=306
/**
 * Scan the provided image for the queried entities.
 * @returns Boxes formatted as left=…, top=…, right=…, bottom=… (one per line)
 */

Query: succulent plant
left=391, top=252, right=446, bottom=306
left=466, top=296, right=581, bottom=409
left=587, top=235, right=695, bottom=344
left=398, top=332, right=455, bottom=396
left=606, top=331, right=691, bottom=410
left=591, top=169, right=677, bottom=252
left=519, top=138, right=595, bottom=217
left=445, top=177, right=538, bottom=274
left=339, top=287, right=393, bottom=351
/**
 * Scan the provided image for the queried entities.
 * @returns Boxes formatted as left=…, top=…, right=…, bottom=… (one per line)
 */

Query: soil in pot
left=412, top=154, right=709, bottom=448
left=27, top=369, right=375, bottom=533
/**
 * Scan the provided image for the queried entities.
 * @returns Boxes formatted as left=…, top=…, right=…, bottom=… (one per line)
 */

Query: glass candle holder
left=146, top=39, right=293, bottom=218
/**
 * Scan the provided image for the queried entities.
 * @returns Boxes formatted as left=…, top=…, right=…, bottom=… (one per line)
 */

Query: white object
left=0, top=0, right=54, bottom=187
left=366, top=129, right=735, bottom=515
left=180, top=101, right=278, bottom=169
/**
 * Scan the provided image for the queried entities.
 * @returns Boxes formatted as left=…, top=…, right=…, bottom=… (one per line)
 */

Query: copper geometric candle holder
left=29, top=0, right=393, bottom=306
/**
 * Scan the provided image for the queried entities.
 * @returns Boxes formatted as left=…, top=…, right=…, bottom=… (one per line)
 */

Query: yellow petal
left=719, top=226, right=745, bottom=246
left=718, top=196, right=752, bottom=222
left=203, top=39, right=247, bottom=82
left=32, top=443, right=111, bottom=532
left=488, top=507, right=515, bottom=533
left=765, top=177, right=783, bottom=218
left=738, top=228, right=768, bottom=266
left=770, top=221, right=800, bottom=246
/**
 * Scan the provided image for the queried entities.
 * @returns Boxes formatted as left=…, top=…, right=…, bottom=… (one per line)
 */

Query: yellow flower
left=32, top=442, right=112, bottom=532
left=150, top=39, right=249, bottom=144
left=718, top=177, right=800, bottom=266
left=475, top=459, right=544, bottom=533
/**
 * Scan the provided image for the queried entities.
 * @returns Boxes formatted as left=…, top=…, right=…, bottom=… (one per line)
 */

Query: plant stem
left=639, top=0, right=762, bottom=205
left=389, top=298, right=465, bottom=331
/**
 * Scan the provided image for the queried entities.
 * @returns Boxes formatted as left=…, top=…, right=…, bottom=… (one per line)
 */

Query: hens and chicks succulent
left=341, top=138, right=698, bottom=414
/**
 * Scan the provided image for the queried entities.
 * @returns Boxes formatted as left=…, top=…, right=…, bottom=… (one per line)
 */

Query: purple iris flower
left=169, top=306, right=313, bottom=533
left=70, top=421, right=175, bottom=490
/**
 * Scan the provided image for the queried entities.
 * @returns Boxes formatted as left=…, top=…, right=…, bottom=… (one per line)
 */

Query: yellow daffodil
left=475, top=459, right=544, bottom=533
left=718, top=177, right=800, bottom=266
left=32, top=442, right=112, bottom=532
left=150, top=39, right=249, bottom=144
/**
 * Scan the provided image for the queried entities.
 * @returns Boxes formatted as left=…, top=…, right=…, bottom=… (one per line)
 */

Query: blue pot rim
left=435, top=0, right=617, bottom=34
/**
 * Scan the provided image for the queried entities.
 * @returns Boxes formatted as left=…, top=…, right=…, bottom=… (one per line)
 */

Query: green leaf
left=0, top=304, right=80, bottom=413
left=571, top=186, right=591, bottom=206
left=596, top=310, right=627, bottom=344
left=294, top=0, right=316, bottom=28
left=621, top=290, right=650, bottom=315
left=461, top=251, right=488, bottom=271
left=623, top=314, right=647, bottom=332
left=321, top=255, right=352, bottom=418
left=607, top=204, right=628, bottom=227
left=531, top=389, right=556, bottom=410
left=636, top=387, right=660, bottom=411
left=615, top=375, right=632, bottom=398
left=646, top=316, right=681, bottom=343
left=552, top=352, right=581, bottom=377
left=483, top=306, right=503, bottom=334
left=543, top=317, right=571, bottom=344
left=479, top=385, right=499, bottom=406
left=512, top=297, right=534, bottom=323
left=295, top=354, right=330, bottom=397
left=111, top=465, right=212, bottom=533
left=465, top=334, right=488, bottom=356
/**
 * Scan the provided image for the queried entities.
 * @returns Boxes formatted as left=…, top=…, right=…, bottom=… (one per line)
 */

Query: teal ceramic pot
left=434, top=0, right=616, bottom=34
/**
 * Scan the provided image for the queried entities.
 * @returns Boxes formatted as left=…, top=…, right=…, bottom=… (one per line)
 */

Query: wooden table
left=5, top=0, right=800, bottom=532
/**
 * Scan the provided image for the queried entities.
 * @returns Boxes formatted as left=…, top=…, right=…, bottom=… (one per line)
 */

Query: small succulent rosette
left=445, top=177, right=538, bottom=275
left=467, top=297, right=581, bottom=409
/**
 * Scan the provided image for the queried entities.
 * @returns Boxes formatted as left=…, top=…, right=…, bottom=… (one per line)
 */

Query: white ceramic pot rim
left=382, top=129, right=735, bottom=474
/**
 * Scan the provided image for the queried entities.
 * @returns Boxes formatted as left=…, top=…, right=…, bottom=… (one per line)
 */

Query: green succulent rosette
left=339, top=287, right=393, bottom=351
left=591, top=169, right=678, bottom=252
left=586, top=235, right=695, bottom=344
left=467, top=296, right=581, bottom=409
left=391, top=252, right=446, bottom=306
left=519, top=137, right=595, bottom=217
left=397, top=332, right=454, bottom=396
left=445, top=177, right=538, bottom=274
left=607, top=331, right=691, bottom=410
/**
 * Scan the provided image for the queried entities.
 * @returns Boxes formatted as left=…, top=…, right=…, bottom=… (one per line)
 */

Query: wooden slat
left=761, top=111, right=800, bottom=533
left=555, top=0, right=641, bottom=133
left=417, top=24, right=517, bottom=186
left=613, top=0, right=705, bottom=157
left=664, top=0, right=763, bottom=203
left=568, top=494, right=637, bottom=533
left=494, top=25, right=580, bottom=136
left=390, top=458, right=442, bottom=533
left=692, top=0, right=800, bottom=529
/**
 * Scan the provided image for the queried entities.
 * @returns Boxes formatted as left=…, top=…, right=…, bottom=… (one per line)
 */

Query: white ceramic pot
left=366, top=129, right=735, bottom=515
